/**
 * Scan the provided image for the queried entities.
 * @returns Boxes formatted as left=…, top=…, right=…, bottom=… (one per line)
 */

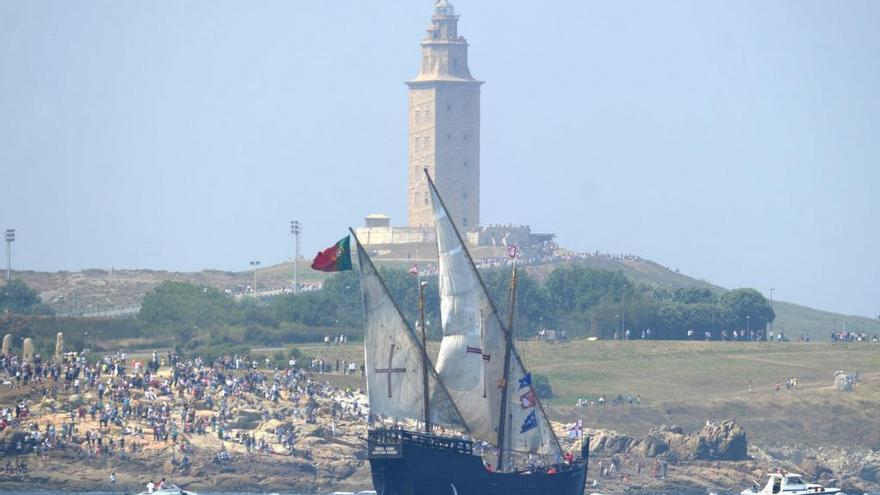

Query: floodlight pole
left=250, top=260, right=261, bottom=303
left=290, top=220, right=302, bottom=293
left=769, top=288, right=775, bottom=340
left=5, top=229, right=14, bottom=282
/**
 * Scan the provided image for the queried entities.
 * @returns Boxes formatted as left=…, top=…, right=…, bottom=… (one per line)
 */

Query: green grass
left=306, top=339, right=880, bottom=449
left=771, top=300, right=880, bottom=340
left=290, top=339, right=880, bottom=406
left=517, top=340, right=878, bottom=403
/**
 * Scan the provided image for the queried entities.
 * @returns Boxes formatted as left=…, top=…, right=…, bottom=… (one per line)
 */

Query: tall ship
left=352, top=172, right=589, bottom=495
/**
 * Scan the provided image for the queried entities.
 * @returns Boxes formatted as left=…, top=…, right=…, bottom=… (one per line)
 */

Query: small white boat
left=137, top=485, right=199, bottom=495
left=742, top=473, right=845, bottom=495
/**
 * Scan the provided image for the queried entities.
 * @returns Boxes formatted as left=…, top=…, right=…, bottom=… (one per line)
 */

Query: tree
left=481, top=268, right=549, bottom=337
left=544, top=266, right=637, bottom=337
left=720, top=288, right=775, bottom=336
left=673, top=287, right=717, bottom=304
left=532, top=373, right=554, bottom=399
left=0, top=280, right=51, bottom=315
left=138, top=281, right=240, bottom=332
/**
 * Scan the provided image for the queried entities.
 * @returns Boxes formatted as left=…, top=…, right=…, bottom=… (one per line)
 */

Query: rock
left=859, top=462, right=880, bottom=483
left=0, top=430, right=29, bottom=454
left=229, top=409, right=263, bottom=429
left=652, top=420, right=748, bottom=461
left=664, top=424, right=685, bottom=435
left=800, top=459, right=835, bottom=482
left=639, top=435, right=670, bottom=457
left=590, top=432, right=634, bottom=454
left=700, top=420, right=748, bottom=461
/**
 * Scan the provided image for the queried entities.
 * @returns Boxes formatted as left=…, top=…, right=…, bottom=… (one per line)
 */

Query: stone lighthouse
left=406, top=0, right=482, bottom=231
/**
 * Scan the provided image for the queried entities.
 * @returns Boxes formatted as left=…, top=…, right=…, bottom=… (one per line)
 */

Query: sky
left=1, top=1, right=878, bottom=318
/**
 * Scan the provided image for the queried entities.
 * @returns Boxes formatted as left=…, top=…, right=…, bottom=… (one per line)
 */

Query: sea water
left=3, top=492, right=877, bottom=495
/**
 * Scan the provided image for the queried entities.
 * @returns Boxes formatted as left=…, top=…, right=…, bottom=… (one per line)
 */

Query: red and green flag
left=311, top=235, right=353, bottom=272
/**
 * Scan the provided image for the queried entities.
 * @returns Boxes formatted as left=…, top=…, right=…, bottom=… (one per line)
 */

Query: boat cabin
left=761, top=474, right=814, bottom=494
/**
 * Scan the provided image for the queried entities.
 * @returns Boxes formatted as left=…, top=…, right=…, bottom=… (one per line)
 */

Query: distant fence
left=54, top=304, right=141, bottom=319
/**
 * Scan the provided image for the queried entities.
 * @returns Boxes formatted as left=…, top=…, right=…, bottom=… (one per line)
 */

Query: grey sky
left=1, top=1, right=878, bottom=318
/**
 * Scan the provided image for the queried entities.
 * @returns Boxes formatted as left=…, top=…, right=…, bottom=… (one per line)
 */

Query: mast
left=419, top=280, right=432, bottom=433
left=496, top=263, right=518, bottom=472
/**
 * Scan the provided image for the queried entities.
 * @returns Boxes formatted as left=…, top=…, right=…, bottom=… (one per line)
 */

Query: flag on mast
left=566, top=419, right=583, bottom=439
left=311, top=236, right=353, bottom=272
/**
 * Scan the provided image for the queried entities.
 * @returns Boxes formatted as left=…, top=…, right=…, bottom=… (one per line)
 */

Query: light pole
left=290, top=220, right=302, bottom=293
left=5, top=229, right=14, bottom=281
left=249, top=260, right=260, bottom=303
left=746, top=315, right=751, bottom=341
left=769, top=288, right=775, bottom=340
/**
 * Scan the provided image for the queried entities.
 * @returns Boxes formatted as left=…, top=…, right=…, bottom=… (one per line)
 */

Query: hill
left=8, top=248, right=880, bottom=339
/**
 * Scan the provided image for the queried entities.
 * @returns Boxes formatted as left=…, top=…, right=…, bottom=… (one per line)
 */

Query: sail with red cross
left=353, top=232, right=467, bottom=431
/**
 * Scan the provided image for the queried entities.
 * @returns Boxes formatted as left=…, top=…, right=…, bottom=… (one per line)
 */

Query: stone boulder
left=655, top=420, right=748, bottom=461
left=0, top=429, right=30, bottom=455
left=638, top=434, right=670, bottom=457
left=589, top=431, right=635, bottom=454
left=859, top=462, right=880, bottom=484
left=229, top=409, right=263, bottom=429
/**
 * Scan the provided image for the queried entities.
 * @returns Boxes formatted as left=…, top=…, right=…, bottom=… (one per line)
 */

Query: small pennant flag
left=520, top=410, right=538, bottom=433
left=566, top=419, right=583, bottom=439
left=311, top=236, right=353, bottom=272
left=408, top=264, right=419, bottom=276
left=518, top=373, right=532, bottom=390
left=507, top=245, right=518, bottom=259
left=482, top=353, right=491, bottom=362
left=519, top=389, right=537, bottom=409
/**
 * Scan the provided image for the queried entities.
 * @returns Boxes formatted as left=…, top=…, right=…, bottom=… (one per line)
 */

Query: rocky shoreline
left=3, top=411, right=878, bottom=494
left=1, top=358, right=877, bottom=494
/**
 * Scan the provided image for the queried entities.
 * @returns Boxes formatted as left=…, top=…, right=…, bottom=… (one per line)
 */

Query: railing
left=368, top=428, right=473, bottom=456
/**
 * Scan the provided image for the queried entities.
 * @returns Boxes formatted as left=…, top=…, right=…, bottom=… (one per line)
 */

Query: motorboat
left=137, top=484, right=199, bottom=495
left=742, top=473, right=845, bottom=495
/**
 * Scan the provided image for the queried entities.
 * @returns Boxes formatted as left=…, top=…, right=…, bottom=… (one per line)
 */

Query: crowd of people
left=575, top=394, right=641, bottom=408
left=594, top=454, right=669, bottom=484
left=830, top=330, right=879, bottom=342
left=0, top=347, right=369, bottom=479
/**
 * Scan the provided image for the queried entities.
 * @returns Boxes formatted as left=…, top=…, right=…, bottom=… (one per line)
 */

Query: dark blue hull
left=368, top=429, right=589, bottom=495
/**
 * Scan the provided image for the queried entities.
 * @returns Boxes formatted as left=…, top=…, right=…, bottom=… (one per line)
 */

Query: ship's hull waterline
left=368, top=429, right=589, bottom=495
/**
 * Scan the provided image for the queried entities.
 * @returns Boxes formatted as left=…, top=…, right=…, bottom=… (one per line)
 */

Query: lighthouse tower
left=406, top=1, right=482, bottom=232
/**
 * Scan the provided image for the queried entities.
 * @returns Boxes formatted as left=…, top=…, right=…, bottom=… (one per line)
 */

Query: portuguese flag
left=311, top=235, right=353, bottom=272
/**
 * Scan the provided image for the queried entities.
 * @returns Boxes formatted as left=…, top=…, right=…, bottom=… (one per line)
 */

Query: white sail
left=431, top=183, right=505, bottom=445
left=427, top=175, right=562, bottom=462
left=355, top=235, right=466, bottom=430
